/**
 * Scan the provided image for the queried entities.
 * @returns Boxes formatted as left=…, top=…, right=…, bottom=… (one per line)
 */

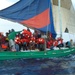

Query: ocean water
left=0, top=55, right=75, bottom=75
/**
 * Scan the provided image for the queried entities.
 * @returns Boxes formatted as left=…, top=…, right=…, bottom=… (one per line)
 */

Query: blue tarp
left=0, top=0, right=56, bottom=38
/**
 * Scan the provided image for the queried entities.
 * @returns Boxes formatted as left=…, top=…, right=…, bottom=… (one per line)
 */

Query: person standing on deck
left=15, top=34, right=21, bottom=51
left=9, top=39, right=16, bottom=51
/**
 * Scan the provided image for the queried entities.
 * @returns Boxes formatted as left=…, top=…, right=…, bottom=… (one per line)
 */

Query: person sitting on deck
left=0, top=33, right=9, bottom=51
left=57, top=37, right=64, bottom=49
left=29, top=37, right=36, bottom=50
left=37, top=38, right=45, bottom=51
left=65, top=41, right=71, bottom=48
left=21, top=38, right=29, bottom=50
left=53, top=39, right=58, bottom=47
left=70, top=39, right=73, bottom=47
left=47, top=38, right=54, bottom=50
left=1, top=37, right=9, bottom=51
left=21, top=28, right=32, bottom=50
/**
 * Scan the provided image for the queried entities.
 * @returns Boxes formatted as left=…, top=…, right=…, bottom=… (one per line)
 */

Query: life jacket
left=22, top=29, right=32, bottom=39
left=29, top=37, right=36, bottom=44
left=47, top=40, right=53, bottom=48
left=47, top=41, right=51, bottom=48
left=31, top=37, right=36, bottom=41
left=15, top=37, right=21, bottom=44
left=60, top=39, right=63, bottom=44
left=57, top=38, right=63, bottom=44
left=1, top=44, right=8, bottom=49
left=21, top=39, right=29, bottom=44
left=37, top=38, right=45, bottom=44
left=53, top=40, right=58, bottom=47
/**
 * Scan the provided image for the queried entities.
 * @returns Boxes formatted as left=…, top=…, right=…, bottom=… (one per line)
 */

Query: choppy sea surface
left=0, top=55, right=75, bottom=75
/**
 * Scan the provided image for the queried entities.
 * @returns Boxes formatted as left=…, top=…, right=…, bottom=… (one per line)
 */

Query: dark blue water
left=0, top=55, right=75, bottom=75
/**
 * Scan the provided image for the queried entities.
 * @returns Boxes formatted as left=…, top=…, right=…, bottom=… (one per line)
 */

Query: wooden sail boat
left=0, top=0, right=75, bottom=60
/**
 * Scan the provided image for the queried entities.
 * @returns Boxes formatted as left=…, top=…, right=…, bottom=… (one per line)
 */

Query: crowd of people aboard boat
left=0, top=28, right=74, bottom=52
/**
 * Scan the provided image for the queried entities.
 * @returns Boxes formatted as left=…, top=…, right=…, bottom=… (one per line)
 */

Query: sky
left=0, top=0, right=26, bottom=35
left=0, top=0, right=75, bottom=35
